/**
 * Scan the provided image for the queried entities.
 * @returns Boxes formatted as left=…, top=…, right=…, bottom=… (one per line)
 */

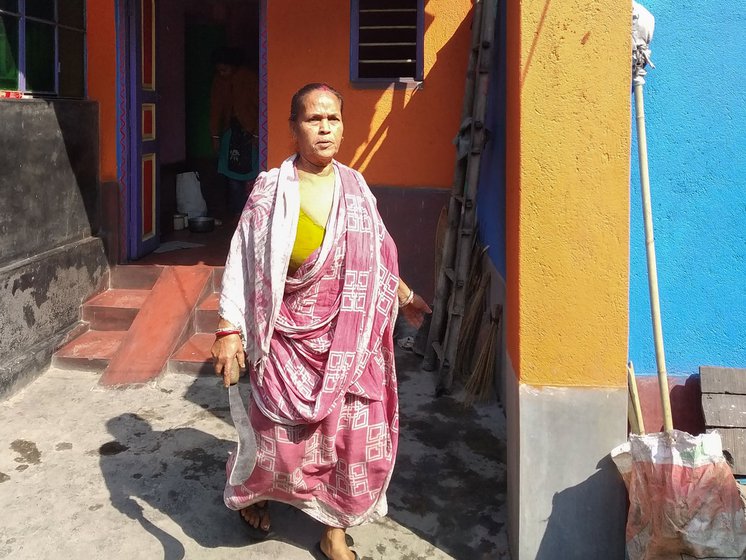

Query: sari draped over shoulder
left=218, top=156, right=400, bottom=527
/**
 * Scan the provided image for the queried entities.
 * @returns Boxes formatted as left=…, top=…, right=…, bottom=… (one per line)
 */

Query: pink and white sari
left=219, top=156, right=400, bottom=527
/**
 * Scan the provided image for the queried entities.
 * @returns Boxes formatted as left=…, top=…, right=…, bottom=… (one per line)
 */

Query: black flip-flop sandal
left=238, top=502, right=273, bottom=541
left=312, top=541, right=360, bottom=560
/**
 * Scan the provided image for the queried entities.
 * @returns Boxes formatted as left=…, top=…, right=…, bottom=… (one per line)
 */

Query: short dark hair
left=289, top=83, right=344, bottom=123
left=211, top=47, right=244, bottom=68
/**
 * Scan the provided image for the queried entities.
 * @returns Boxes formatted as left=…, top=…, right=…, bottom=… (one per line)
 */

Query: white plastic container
left=173, top=213, right=186, bottom=231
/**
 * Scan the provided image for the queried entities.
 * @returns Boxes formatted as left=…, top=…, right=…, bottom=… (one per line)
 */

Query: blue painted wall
left=477, top=0, right=507, bottom=279
left=629, top=0, right=746, bottom=375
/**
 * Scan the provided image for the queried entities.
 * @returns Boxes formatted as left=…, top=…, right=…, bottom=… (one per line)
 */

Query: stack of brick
left=701, top=366, right=746, bottom=475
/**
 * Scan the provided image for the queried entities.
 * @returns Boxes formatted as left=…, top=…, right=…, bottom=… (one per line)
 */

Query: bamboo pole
left=627, top=362, right=645, bottom=435
left=423, top=0, right=484, bottom=372
left=634, top=82, right=673, bottom=432
left=436, top=0, right=496, bottom=393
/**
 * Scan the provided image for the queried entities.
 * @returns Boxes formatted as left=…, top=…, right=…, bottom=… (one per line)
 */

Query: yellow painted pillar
left=503, top=0, right=631, bottom=556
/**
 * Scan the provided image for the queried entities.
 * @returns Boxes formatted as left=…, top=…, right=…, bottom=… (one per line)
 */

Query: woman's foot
left=319, top=527, right=357, bottom=560
left=239, top=500, right=271, bottom=532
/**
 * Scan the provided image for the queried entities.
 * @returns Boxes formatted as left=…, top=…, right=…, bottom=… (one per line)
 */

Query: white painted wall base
left=505, top=360, right=628, bottom=558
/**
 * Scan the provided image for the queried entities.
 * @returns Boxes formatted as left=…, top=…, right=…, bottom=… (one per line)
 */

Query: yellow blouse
left=289, top=208, right=325, bottom=273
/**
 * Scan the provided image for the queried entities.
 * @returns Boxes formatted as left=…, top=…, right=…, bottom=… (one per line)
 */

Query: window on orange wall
left=351, top=0, right=424, bottom=84
left=0, top=0, right=85, bottom=97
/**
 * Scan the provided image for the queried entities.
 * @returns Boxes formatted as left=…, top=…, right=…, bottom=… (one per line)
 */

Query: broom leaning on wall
left=452, top=241, right=501, bottom=404
left=612, top=4, right=746, bottom=558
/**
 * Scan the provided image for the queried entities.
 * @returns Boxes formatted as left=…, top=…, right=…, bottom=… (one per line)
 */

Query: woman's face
left=292, top=89, right=344, bottom=167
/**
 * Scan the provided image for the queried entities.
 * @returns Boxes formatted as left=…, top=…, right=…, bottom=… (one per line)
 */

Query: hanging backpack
left=228, top=117, right=254, bottom=175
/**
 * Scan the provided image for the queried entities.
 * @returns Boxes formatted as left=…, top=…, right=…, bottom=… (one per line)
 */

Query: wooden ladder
left=424, top=0, right=497, bottom=395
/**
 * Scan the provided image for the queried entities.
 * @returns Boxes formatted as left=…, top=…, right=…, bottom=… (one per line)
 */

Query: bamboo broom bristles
left=453, top=241, right=488, bottom=379
left=464, top=310, right=501, bottom=404
left=454, top=272, right=490, bottom=379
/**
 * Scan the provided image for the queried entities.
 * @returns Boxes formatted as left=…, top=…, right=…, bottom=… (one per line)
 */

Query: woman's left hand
left=400, top=293, right=432, bottom=330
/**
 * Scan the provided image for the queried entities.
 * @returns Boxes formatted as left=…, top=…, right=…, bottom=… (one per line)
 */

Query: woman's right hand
left=400, top=292, right=432, bottom=330
left=211, top=334, right=246, bottom=387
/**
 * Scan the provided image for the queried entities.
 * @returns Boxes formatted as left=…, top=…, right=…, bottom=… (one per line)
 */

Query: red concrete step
left=82, top=289, right=150, bottom=331
left=195, top=293, right=219, bottom=333
left=100, top=266, right=212, bottom=386
left=169, top=333, right=215, bottom=376
left=53, top=330, right=127, bottom=371
left=110, top=265, right=163, bottom=290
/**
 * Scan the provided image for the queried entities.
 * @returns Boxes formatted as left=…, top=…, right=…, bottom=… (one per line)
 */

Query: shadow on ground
left=99, top=411, right=327, bottom=560
left=385, top=349, right=509, bottom=560
left=174, top=326, right=510, bottom=559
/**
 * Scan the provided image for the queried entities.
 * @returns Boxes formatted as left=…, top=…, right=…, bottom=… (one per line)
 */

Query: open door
left=122, top=0, right=160, bottom=259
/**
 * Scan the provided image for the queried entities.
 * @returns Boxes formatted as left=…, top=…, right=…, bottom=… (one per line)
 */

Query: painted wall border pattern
left=259, top=0, right=268, bottom=171
left=115, top=0, right=130, bottom=263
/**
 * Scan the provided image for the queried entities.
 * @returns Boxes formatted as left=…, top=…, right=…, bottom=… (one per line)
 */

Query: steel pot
left=188, top=216, right=215, bottom=233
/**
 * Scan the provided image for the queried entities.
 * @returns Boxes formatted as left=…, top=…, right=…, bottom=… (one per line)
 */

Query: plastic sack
left=612, top=430, right=746, bottom=560
left=632, top=1, right=655, bottom=50
left=176, top=172, right=207, bottom=219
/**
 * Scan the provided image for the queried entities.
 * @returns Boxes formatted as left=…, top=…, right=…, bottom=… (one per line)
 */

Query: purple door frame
left=115, top=0, right=160, bottom=261
left=258, top=0, right=268, bottom=171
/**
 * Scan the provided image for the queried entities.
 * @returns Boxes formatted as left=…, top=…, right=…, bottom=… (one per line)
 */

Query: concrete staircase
left=53, top=265, right=222, bottom=385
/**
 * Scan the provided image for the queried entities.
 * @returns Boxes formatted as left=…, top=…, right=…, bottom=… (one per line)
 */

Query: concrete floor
left=0, top=348, right=509, bottom=560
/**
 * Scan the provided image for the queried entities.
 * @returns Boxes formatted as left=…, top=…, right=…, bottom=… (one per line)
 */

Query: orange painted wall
left=505, top=1, right=631, bottom=388
left=86, top=0, right=118, bottom=182
left=266, top=0, right=472, bottom=188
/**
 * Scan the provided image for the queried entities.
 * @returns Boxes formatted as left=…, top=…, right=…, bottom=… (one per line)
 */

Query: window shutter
left=357, top=0, right=420, bottom=80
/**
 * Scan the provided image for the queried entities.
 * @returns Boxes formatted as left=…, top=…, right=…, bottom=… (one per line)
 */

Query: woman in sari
left=211, top=83, right=430, bottom=560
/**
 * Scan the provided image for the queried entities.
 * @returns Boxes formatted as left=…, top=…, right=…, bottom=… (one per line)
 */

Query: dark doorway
left=135, top=0, right=260, bottom=265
